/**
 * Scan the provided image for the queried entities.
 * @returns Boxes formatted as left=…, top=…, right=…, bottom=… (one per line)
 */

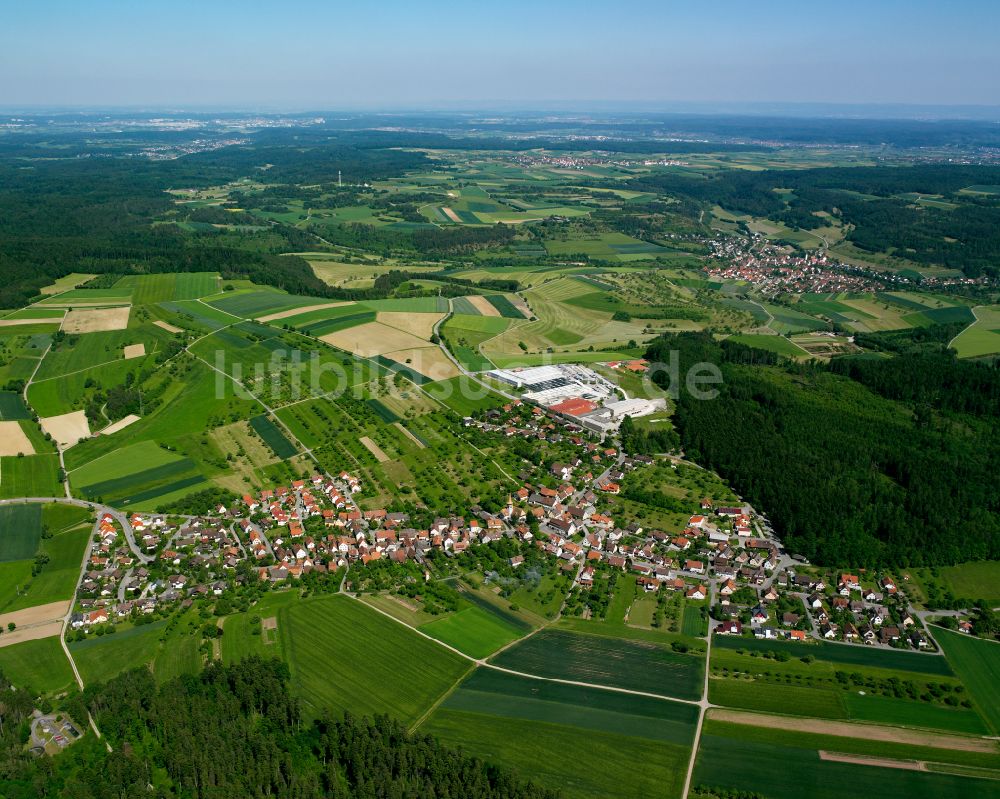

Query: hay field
left=382, top=347, right=460, bottom=380
left=463, top=295, right=502, bottom=317
left=0, top=421, right=34, bottom=456
left=377, top=311, right=444, bottom=340
left=123, top=343, right=146, bottom=359
left=62, top=307, right=131, bottom=333
left=99, top=415, right=140, bottom=436
left=153, top=320, right=183, bottom=334
left=39, top=411, right=91, bottom=447
left=320, top=321, right=430, bottom=356
left=257, top=302, right=352, bottom=323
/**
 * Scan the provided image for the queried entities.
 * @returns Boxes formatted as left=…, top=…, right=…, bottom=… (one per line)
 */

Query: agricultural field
left=708, top=635, right=990, bottom=735
left=0, top=638, right=75, bottom=695
left=951, top=305, right=1000, bottom=358
left=490, top=627, right=703, bottom=700
left=421, top=669, right=698, bottom=799
left=279, top=595, right=470, bottom=723
left=0, top=504, right=91, bottom=613
left=68, top=439, right=210, bottom=509
left=0, top=455, right=62, bottom=499
left=694, top=719, right=1000, bottom=799
left=936, top=629, right=1000, bottom=735
left=418, top=604, right=526, bottom=659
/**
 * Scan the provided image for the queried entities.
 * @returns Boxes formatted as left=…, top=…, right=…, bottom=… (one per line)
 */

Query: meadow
left=952, top=305, right=1000, bottom=358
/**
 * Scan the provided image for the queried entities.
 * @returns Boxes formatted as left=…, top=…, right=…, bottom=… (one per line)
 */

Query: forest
left=647, top=332, right=1000, bottom=567
left=0, top=658, right=559, bottom=799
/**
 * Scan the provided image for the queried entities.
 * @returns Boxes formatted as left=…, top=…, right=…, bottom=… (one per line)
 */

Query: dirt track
left=818, top=750, right=926, bottom=770
left=708, top=708, right=998, bottom=753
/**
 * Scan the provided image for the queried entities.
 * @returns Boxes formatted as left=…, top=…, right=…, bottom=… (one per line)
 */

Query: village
left=65, top=397, right=937, bottom=655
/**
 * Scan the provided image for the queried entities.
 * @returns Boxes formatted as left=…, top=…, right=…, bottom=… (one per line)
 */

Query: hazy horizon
left=3, top=0, right=999, bottom=110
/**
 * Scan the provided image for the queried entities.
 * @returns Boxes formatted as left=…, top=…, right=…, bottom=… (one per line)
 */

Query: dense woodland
left=0, top=659, right=558, bottom=799
left=647, top=332, right=1000, bottom=567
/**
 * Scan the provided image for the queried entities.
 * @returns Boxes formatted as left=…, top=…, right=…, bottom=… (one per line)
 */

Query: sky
left=2, top=0, right=999, bottom=111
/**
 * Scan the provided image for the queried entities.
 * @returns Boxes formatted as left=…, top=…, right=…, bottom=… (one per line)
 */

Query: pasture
left=280, top=595, right=469, bottom=723
left=490, top=627, right=703, bottom=700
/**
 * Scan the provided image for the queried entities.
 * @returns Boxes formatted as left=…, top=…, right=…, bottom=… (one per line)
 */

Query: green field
left=0, top=638, right=75, bottom=695
left=0, top=510, right=90, bottom=613
left=0, top=455, right=62, bottom=499
left=0, top=392, right=31, bottom=420
left=707, top=678, right=987, bottom=734
left=249, top=414, right=298, bottom=459
left=422, top=669, right=697, bottom=799
left=69, top=440, right=209, bottom=508
left=712, top=634, right=954, bottom=675
left=0, top=504, right=43, bottom=561
left=280, top=595, right=470, bottom=723
left=419, top=605, right=526, bottom=658
left=951, top=305, right=1000, bottom=358
left=115, top=273, right=218, bottom=304
left=207, top=289, right=323, bottom=319
left=490, top=627, right=703, bottom=700
left=70, top=621, right=170, bottom=684
left=730, top=333, right=808, bottom=357
left=936, top=628, right=1000, bottom=734
left=694, top=724, right=1000, bottom=799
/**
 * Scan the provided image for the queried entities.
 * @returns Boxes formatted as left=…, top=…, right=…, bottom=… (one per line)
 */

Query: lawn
left=0, top=638, right=76, bottom=694
left=418, top=605, right=525, bottom=658
left=422, top=668, right=696, bottom=799
left=936, top=628, right=1000, bottom=735
left=490, top=627, right=703, bottom=700
left=279, top=595, right=469, bottom=724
